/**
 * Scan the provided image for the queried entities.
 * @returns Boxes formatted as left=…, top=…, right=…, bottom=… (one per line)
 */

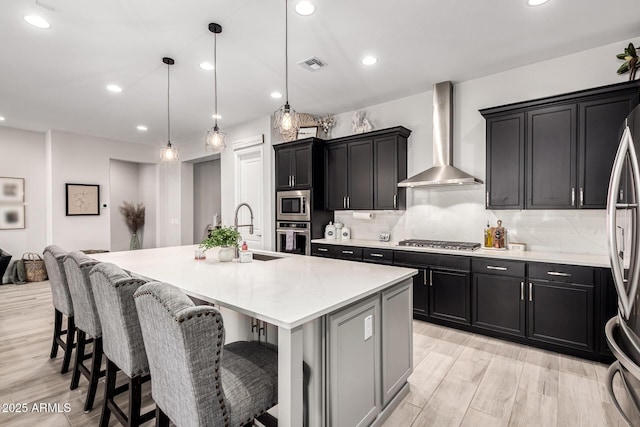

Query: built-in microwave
left=277, top=189, right=310, bottom=221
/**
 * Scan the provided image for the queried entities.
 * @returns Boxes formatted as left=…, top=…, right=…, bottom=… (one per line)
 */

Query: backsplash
left=333, top=186, right=608, bottom=255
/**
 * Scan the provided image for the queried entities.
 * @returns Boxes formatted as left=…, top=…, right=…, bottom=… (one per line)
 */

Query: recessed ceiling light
left=107, top=84, right=122, bottom=93
left=136, top=125, right=148, bottom=131
left=527, top=0, right=549, bottom=6
left=362, top=56, right=378, bottom=66
left=295, top=1, right=316, bottom=16
left=212, top=114, right=222, bottom=120
left=271, top=92, right=283, bottom=99
left=199, top=62, right=215, bottom=71
left=0, top=116, right=5, bottom=121
left=23, top=15, right=51, bottom=29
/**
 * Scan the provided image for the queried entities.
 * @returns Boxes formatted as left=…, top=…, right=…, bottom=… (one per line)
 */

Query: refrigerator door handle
left=606, top=361, right=637, bottom=427
left=607, top=125, right=640, bottom=319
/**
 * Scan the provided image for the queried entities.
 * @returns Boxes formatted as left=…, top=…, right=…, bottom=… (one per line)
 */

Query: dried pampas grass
left=119, top=202, right=145, bottom=234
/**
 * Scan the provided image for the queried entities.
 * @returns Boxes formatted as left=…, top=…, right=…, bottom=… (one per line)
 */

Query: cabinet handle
left=571, top=188, right=575, bottom=206
left=429, top=270, right=433, bottom=287
left=342, top=250, right=354, bottom=254
left=529, top=282, right=533, bottom=302
left=343, top=197, right=346, bottom=209
left=317, top=248, right=329, bottom=252
left=293, top=175, right=296, bottom=186
left=393, top=194, right=397, bottom=209
left=486, top=265, right=507, bottom=271
left=520, top=282, right=524, bottom=301
left=620, top=189, right=624, bottom=201
left=370, top=253, right=384, bottom=258
left=423, top=270, right=427, bottom=286
left=580, top=187, right=584, bottom=207
left=547, top=271, right=572, bottom=277
left=486, top=191, right=489, bottom=207
left=347, top=196, right=350, bottom=209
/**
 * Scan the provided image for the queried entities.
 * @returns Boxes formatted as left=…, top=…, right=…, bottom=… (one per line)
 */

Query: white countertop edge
left=311, top=238, right=611, bottom=268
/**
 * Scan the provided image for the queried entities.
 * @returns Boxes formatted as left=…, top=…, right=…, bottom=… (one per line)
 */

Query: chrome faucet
left=233, top=202, right=254, bottom=257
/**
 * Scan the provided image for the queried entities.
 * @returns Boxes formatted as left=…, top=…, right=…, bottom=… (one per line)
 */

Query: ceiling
left=2, top=0, right=639, bottom=147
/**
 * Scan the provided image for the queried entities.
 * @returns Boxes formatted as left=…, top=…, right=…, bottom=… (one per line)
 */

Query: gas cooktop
left=398, top=239, right=481, bottom=252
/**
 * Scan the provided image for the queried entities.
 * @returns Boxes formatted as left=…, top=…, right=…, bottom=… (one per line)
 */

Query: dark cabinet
left=527, top=104, right=577, bottom=209
left=472, top=259, right=526, bottom=337
left=481, top=80, right=640, bottom=210
left=311, top=243, right=363, bottom=261
left=429, top=268, right=471, bottom=325
left=485, top=113, right=525, bottom=209
left=412, top=269, right=429, bottom=319
left=274, top=138, right=324, bottom=191
left=325, top=127, right=410, bottom=211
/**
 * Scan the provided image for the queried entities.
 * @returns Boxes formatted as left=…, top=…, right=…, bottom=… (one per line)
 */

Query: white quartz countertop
left=311, top=238, right=611, bottom=268
left=91, top=245, right=417, bottom=329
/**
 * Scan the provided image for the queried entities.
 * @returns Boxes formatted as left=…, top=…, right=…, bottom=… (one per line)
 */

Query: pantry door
left=234, top=136, right=264, bottom=250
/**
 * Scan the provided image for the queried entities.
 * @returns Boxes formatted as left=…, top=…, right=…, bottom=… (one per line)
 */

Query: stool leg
left=84, top=336, right=103, bottom=412
left=99, top=358, right=116, bottom=427
left=70, top=329, right=85, bottom=390
left=61, top=316, right=75, bottom=374
left=128, top=375, right=142, bottom=427
left=50, top=309, right=62, bottom=359
left=155, top=407, right=169, bottom=427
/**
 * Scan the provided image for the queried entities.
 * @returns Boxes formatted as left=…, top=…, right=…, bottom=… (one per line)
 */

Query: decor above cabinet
left=324, top=126, right=411, bottom=211
left=481, top=80, right=640, bottom=210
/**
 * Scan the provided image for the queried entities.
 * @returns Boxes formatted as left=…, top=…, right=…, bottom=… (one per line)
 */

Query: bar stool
left=43, top=245, right=75, bottom=374
left=63, top=251, right=103, bottom=412
left=133, top=282, right=278, bottom=427
left=89, top=262, right=155, bottom=427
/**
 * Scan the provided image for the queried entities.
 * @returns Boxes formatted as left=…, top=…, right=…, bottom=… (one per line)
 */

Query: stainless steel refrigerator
left=606, top=103, right=640, bottom=425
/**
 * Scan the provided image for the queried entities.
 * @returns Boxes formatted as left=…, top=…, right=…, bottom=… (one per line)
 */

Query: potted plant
left=200, top=226, right=241, bottom=262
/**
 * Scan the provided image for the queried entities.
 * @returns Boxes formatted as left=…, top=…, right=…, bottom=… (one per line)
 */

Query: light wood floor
left=0, top=281, right=634, bottom=426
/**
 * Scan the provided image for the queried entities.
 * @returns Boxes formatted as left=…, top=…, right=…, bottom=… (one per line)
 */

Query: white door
left=234, top=141, right=264, bottom=250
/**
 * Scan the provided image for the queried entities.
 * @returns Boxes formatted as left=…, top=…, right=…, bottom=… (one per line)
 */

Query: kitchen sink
left=252, top=253, right=284, bottom=261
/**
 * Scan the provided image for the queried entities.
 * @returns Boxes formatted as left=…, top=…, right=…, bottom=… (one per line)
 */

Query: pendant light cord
left=214, top=32, right=218, bottom=128
left=284, top=0, right=289, bottom=105
left=167, top=61, right=171, bottom=145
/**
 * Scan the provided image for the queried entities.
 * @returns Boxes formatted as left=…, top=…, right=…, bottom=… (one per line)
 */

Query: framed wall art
left=0, top=177, right=24, bottom=203
left=0, top=205, right=25, bottom=229
left=66, top=183, right=100, bottom=216
left=296, top=126, right=319, bottom=139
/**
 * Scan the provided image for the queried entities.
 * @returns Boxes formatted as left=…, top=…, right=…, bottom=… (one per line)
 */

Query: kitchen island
left=92, top=245, right=417, bottom=427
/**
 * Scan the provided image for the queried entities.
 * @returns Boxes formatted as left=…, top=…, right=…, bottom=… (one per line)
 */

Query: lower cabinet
left=429, top=268, right=471, bottom=325
left=412, top=269, right=429, bottom=320
left=327, top=279, right=413, bottom=427
left=473, top=274, right=526, bottom=337
left=528, top=279, right=595, bottom=351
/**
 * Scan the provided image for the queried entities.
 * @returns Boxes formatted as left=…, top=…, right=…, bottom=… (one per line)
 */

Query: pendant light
left=160, top=57, right=179, bottom=162
left=273, top=0, right=299, bottom=135
left=205, top=23, right=226, bottom=151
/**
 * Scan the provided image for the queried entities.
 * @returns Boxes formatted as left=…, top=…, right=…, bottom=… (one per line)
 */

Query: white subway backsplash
left=333, top=187, right=607, bottom=255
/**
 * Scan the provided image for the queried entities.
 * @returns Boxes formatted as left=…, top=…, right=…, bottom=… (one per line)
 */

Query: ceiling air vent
left=298, top=56, right=327, bottom=71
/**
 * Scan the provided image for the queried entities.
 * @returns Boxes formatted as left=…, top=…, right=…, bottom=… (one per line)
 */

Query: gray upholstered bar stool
left=43, top=245, right=76, bottom=374
left=133, top=282, right=278, bottom=427
left=63, top=251, right=103, bottom=412
left=89, top=262, right=155, bottom=427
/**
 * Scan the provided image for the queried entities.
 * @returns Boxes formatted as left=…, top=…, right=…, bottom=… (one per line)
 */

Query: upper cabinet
left=274, top=137, right=325, bottom=191
left=325, top=127, right=411, bottom=211
left=481, top=80, right=640, bottom=210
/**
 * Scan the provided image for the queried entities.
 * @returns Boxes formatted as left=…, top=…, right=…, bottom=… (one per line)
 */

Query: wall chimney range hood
left=398, top=81, right=483, bottom=187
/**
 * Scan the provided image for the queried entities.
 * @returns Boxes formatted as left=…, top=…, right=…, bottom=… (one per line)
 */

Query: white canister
left=324, top=222, right=336, bottom=240
left=341, top=226, right=351, bottom=240
left=334, top=221, right=343, bottom=235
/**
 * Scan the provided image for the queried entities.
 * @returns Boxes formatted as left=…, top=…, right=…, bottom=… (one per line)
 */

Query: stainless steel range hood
left=398, top=81, right=483, bottom=187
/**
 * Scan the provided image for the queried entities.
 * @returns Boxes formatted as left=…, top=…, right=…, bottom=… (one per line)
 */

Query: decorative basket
left=22, top=252, right=48, bottom=282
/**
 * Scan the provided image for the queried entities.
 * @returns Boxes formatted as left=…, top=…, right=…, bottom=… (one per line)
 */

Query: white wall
left=48, top=130, right=157, bottom=251
left=331, top=38, right=639, bottom=255
left=0, top=127, right=46, bottom=282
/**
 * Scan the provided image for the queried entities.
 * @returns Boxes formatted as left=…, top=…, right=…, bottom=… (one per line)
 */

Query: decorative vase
left=130, top=232, right=140, bottom=250
left=218, top=246, right=234, bottom=262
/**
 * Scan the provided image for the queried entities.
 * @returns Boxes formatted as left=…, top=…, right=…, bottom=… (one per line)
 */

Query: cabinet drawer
left=472, top=258, right=525, bottom=277
left=393, top=251, right=470, bottom=271
left=363, top=248, right=394, bottom=265
left=528, top=263, right=595, bottom=284
left=335, top=246, right=363, bottom=261
left=311, top=243, right=337, bottom=257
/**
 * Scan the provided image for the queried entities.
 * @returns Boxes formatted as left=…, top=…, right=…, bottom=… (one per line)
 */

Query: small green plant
left=200, top=226, right=241, bottom=250
left=616, top=42, right=639, bottom=81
